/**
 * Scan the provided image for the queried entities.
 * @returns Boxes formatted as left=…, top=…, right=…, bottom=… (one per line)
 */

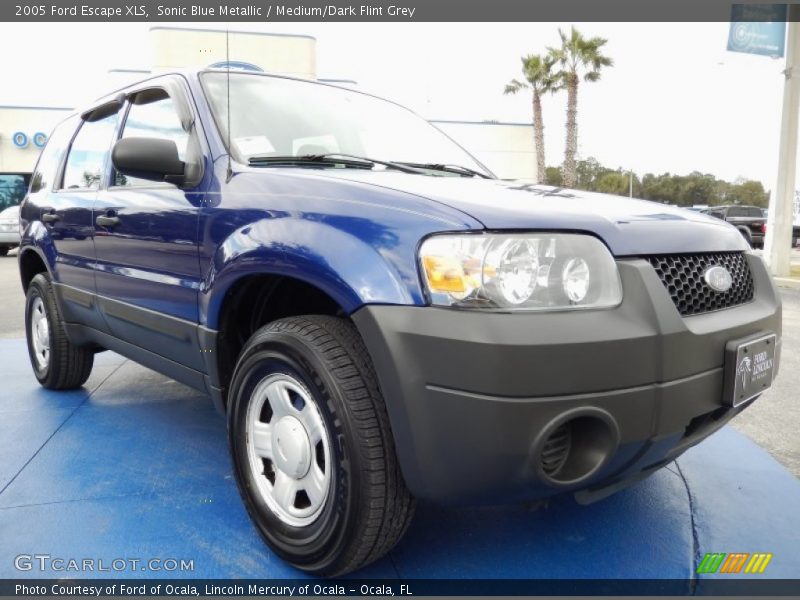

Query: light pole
left=765, top=10, right=800, bottom=276
left=629, top=169, right=633, bottom=198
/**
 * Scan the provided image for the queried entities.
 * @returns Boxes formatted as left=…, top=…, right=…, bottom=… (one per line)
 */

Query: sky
left=0, top=21, right=788, bottom=187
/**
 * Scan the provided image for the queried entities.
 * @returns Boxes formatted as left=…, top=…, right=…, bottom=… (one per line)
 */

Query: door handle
left=95, top=215, right=121, bottom=228
left=41, top=212, right=60, bottom=224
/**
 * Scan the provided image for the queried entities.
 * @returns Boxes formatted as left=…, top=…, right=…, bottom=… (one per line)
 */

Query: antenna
left=225, top=26, right=233, bottom=182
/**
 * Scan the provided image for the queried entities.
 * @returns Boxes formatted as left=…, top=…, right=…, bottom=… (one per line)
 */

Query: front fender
left=200, top=217, right=418, bottom=329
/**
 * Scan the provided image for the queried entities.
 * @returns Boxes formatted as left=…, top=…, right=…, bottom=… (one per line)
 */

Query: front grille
left=540, top=424, right=571, bottom=478
left=646, top=252, right=754, bottom=317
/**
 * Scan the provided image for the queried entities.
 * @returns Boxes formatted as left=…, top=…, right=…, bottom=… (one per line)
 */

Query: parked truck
left=703, top=205, right=799, bottom=248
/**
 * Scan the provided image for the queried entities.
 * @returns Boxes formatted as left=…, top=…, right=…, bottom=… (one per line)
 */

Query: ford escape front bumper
left=352, top=253, right=781, bottom=505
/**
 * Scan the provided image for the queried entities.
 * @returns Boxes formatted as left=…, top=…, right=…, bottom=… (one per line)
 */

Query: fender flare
left=18, top=221, right=58, bottom=288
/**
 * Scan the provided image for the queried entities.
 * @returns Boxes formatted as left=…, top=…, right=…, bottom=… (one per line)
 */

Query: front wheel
left=227, top=315, right=414, bottom=576
left=25, top=273, right=94, bottom=389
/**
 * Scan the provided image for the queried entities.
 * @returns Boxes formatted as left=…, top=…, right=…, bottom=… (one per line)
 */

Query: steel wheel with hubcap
left=246, top=373, right=331, bottom=527
left=30, top=296, right=50, bottom=370
left=228, top=315, right=415, bottom=576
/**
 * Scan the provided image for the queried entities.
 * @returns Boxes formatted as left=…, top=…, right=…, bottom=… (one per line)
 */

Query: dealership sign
left=727, top=4, right=787, bottom=58
left=208, top=60, right=263, bottom=72
left=10, top=131, right=48, bottom=149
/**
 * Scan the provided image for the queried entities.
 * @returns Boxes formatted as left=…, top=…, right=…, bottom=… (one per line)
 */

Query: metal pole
left=765, top=11, right=800, bottom=276
left=629, top=170, right=633, bottom=198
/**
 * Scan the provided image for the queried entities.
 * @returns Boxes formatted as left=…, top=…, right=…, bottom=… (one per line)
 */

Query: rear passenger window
left=30, top=117, right=77, bottom=194
left=114, top=91, right=188, bottom=187
left=61, top=113, right=119, bottom=190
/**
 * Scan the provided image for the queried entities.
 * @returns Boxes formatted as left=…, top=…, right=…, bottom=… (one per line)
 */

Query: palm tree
left=504, top=54, right=561, bottom=184
left=549, top=27, right=613, bottom=188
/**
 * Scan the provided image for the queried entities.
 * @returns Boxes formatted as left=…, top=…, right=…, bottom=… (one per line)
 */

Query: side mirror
left=111, top=137, right=185, bottom=185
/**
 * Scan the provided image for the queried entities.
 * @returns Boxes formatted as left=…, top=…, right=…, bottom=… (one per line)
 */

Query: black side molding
left=64, top=323, right=207, bottom=394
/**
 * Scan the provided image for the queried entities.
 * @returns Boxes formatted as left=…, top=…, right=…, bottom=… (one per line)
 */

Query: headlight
left=419, top=233, right=622, bottom=311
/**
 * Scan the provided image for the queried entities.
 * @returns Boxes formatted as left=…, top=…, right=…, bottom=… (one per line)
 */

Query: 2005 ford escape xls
left=18, top=69, right=780, bottom=575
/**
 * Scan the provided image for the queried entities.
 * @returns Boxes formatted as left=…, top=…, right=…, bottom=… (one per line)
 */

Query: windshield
left=201, top=72, right=490, bottom=175
left=0, top=174, right=29, bottom=212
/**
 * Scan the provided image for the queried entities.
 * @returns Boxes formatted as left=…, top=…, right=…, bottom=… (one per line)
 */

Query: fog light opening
left=537, top=411, right=619, bottom=486
left=540, top=423, right=571, bottom=478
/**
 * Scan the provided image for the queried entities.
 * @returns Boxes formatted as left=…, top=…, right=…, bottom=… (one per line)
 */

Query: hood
left=295, top=170, right=747, bottom=256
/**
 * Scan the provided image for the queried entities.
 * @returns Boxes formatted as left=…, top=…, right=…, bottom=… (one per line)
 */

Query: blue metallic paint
left=19, top=222, right=57, bottom=275
left=197, top=158, right=480, bottom=327
left=287, top=171, right=750, bottom=256
left=91, top=75, right=215, bottom=325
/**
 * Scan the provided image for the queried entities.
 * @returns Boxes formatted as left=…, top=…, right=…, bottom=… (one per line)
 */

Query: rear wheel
left=227, top=315, right=414, bottom=576
left=25, top=273, right=94, bottom=389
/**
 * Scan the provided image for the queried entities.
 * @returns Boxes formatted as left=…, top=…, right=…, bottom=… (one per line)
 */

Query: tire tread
left=257, top=315, right=415, bottom=575
left=27, top=273, right=93, bottom=390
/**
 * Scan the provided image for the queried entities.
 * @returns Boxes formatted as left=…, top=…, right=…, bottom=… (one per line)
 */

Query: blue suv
left=18, top=70, right=781, bottom=575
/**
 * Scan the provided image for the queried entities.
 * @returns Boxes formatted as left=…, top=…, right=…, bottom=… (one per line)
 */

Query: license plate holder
left=723, top=333, right=777, bottom=407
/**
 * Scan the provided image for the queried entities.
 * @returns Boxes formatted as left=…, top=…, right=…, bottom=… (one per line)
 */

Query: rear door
left=26, top=111, right=120, bottom=330
left=93, top=79, right=207, bottom=371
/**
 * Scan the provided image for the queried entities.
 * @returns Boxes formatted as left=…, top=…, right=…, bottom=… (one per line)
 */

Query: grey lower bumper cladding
left=352, top=255, right=781, bottom=504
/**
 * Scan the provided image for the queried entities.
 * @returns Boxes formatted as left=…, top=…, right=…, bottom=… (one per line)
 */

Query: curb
left=774, top=277, right=800, bottom=290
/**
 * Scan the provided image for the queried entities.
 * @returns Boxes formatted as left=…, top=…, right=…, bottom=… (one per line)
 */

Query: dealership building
left=0, top=26, right=536, bottom=212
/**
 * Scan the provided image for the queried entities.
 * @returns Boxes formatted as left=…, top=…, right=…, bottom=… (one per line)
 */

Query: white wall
left=149, top=27, right=317, bottom=79
left=432, top=120, right=536, bottom=181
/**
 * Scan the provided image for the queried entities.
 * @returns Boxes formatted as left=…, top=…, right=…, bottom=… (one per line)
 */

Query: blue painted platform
left=0, top=337, right=798, bottom=582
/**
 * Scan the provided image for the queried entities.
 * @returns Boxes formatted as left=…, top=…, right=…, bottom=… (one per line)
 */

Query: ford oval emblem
left=704, top=265, right=733, bottom=293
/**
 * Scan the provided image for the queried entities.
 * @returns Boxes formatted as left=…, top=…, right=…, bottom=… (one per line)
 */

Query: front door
left=93, top=84, right=206, bottom=371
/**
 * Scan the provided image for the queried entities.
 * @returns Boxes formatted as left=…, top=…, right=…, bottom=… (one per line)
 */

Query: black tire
left=228, top=315, right=414, bottom=576
left=25, top=272, right=94, bottom=389
left=0, top=247, right=8, bottom=257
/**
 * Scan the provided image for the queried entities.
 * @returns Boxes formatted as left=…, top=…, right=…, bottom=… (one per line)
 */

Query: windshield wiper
left=395, top=162, right=493, bottom=179
left=248, top=154, right=370, bottom=169
left=248, top=153, right=424, bottom=174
